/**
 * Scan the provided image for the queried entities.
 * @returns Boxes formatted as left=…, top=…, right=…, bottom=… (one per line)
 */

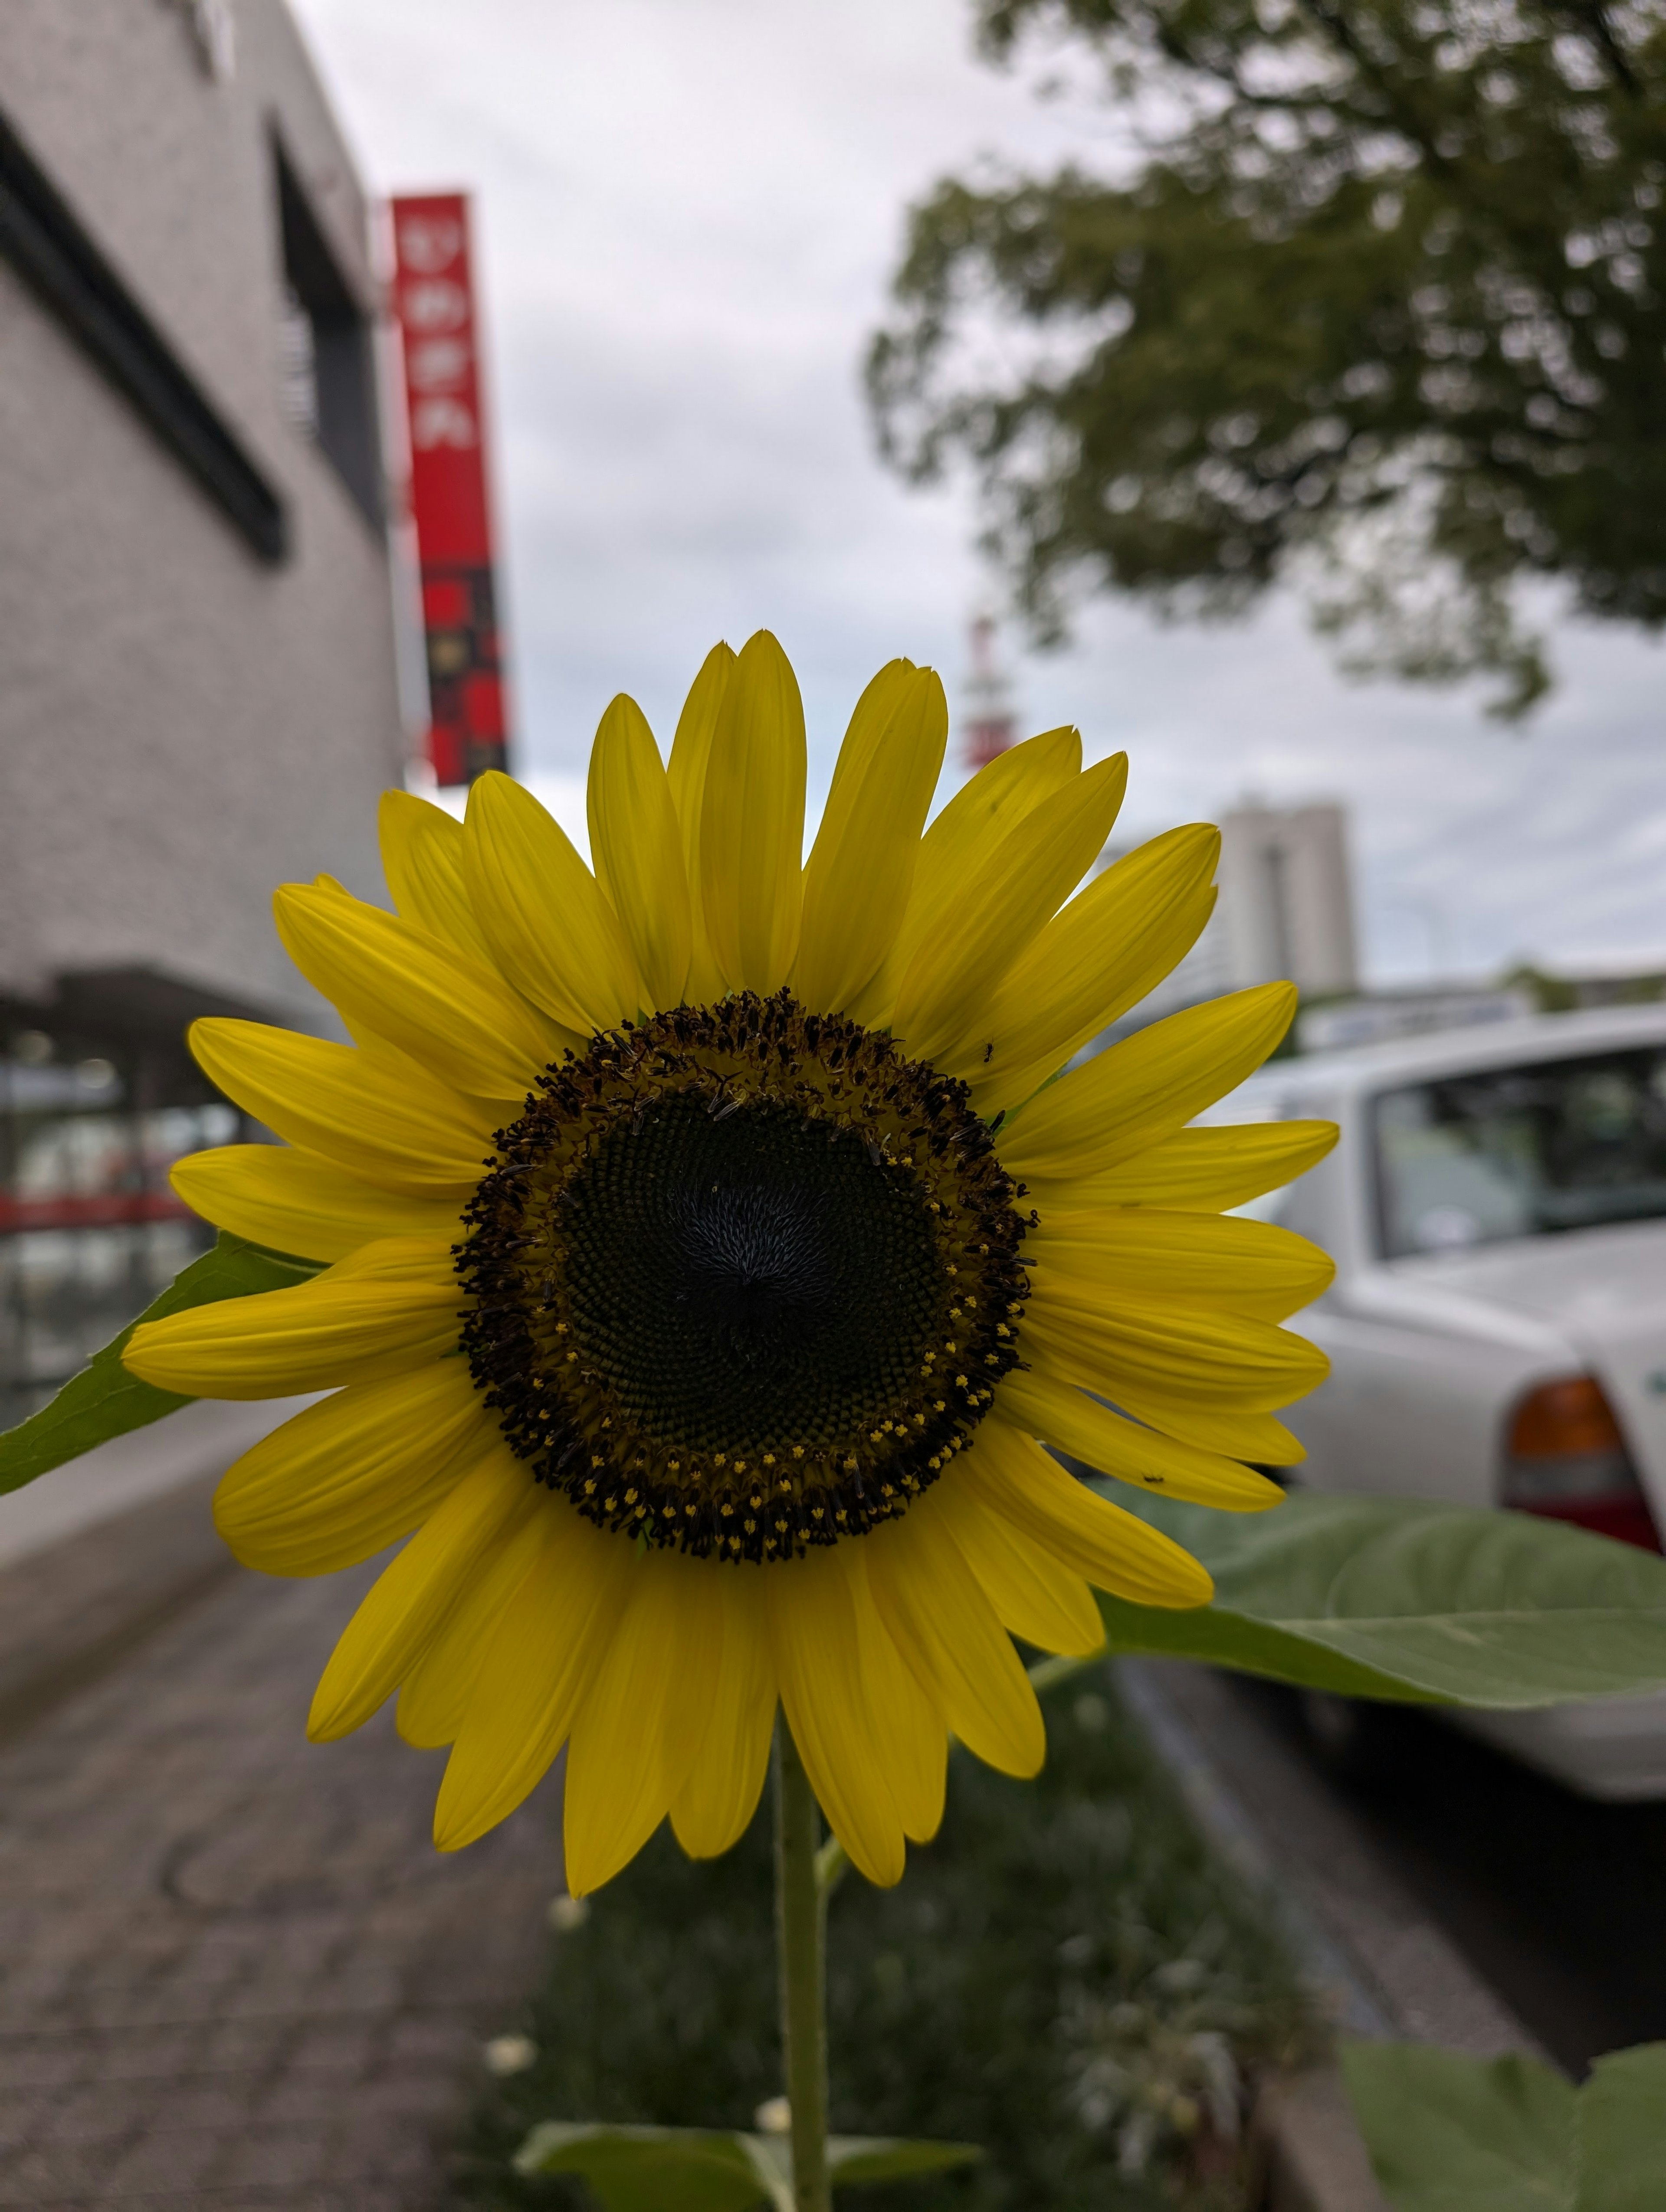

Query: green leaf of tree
left=1094, top=1489, right=1666, bottom=1706
left=1575, top=2042, right=1666, bottom=2212
left=869, top=0, right=1666, bottom=714
left=1341, top=2042, right=1577, bottom=2211
left=0, top=1233, right=326, bottom=1496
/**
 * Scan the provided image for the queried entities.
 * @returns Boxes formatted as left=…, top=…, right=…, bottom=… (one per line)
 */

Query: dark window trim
left=0, top=103, right=287, bottom=562
left=272, top=131, right=384, bottom=530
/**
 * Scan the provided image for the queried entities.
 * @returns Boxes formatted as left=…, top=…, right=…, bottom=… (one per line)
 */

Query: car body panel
left=1200, top=1004, right=1666, bottom=1798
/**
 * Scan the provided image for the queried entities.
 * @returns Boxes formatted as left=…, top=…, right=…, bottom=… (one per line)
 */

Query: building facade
left=1100, top=799, right=1360, bottom=1038
left=0, top=0, right=407, bottom=1419
left=1214, top=802, right=1358, bottom=1000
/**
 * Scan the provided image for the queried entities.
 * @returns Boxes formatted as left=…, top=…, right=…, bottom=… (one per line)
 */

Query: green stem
left=771, top=1653, right=1087, bottom=2203
left=774, top=1722, right=831, bottom=2212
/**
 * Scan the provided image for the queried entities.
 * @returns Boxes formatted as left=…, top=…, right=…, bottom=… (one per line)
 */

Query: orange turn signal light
left=1508, top=1374, right=1627, bottom=1460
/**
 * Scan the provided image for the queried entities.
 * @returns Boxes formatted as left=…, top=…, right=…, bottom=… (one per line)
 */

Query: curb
left=1245, top=2067, right=1389, bottom=2212
left=1117, top=1657, right=1551, bottom=2212
left=0, top=1468, right=237, bottom=1746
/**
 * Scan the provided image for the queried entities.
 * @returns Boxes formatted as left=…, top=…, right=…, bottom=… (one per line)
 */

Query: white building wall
left=0, top=0, right=405, bottom=1027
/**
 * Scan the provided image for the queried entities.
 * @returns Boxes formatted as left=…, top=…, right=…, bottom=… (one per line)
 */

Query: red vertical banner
left=389, top=193, right=509, bottom=786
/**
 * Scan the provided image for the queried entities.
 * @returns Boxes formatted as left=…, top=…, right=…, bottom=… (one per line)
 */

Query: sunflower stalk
left=774, top=1724, right=832, bottom=2212
left=813, top=1834, right=849, bottom=1901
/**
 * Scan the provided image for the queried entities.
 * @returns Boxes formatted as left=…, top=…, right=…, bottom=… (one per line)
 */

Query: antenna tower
left=961, top=612, right=1017, bottom=772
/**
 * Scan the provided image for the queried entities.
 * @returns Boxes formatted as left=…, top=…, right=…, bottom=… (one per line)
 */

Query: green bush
left=456, top=1669, right=1316, bottom=2212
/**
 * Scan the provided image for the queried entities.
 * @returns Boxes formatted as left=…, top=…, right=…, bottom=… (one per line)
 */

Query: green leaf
left=512, top=2123, right=983, bottom=2212
left=1093, top=1488, right=1666, bottom=1708
left=827, top=2133, right=985, bottom=2185
left=1576, top=2043, right=1666, bottom=2212
left=0, top=1232, right=326, bottom=1495
left=1340, top=2041, right=1577, bottom=2212
left=513, top=2124, right=775, bottom=2212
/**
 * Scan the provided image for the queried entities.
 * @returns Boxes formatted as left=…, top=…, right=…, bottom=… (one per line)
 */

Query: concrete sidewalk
left=0, top=1527, right=561, bottom=2208
left=0, top=1418, right=1548, bottom=2211
left=0, top=1400, right=315, bottom=1577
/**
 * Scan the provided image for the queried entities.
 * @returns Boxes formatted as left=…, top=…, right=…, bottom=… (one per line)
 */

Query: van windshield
left=1373, top=1044, right=1666, bottom=1258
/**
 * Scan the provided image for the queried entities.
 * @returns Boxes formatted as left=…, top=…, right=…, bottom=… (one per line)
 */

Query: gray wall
left=0, top=0, right=405, bottom=1028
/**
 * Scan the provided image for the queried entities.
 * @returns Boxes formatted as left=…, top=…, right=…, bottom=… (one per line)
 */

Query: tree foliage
left=868, top=0, right=1666, bottom=713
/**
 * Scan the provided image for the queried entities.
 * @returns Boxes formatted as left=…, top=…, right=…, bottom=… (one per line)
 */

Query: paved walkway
left=0, top=1401, right=313, bottom=1575
left=0, top=1549, right=563, bottom=2209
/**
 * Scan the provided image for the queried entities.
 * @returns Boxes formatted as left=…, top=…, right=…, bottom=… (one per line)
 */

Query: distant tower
left=961, top=612, right=1017, bottom=772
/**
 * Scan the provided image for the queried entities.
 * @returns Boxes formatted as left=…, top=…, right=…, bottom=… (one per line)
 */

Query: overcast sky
left=292, top=0, right=1666, bottom=988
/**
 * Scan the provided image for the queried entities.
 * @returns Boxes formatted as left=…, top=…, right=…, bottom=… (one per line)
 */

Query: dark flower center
left=562, top=1091, right=945, bottom=1453
left=459, top=992, right=1029, bottom=1561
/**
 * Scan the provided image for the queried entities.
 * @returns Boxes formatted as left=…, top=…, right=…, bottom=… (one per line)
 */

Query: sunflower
left=124, top=633, right=1333, bottom=1894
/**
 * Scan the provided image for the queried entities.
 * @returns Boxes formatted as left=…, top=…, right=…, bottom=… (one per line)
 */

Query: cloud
left=295, top=0, right=1666, bottom=988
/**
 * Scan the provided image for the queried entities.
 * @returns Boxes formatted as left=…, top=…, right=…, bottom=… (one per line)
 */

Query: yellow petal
left=963, top=825, right=1219, bottom=1110
left=813, top=662, right=916, bottom=825
left=902, top=724, right=1082, bottom=927
left=189, top=1020, right=492, bottom=1198
left=171, top=1145, right=463, bottom=1263
left=1067, top=1119, right=1339, bottom=1213
left=1024, top=1279, right=1329, bottom=1411
left=1030, top=1206, right=1335, bottom=1322
left=397, top=1499, right=548, bottom=1749
left=123, top=1237, right=462, bottom=1397
left=308, top=1441, right=528, bottom=1740
left=848, top=724, right=1081, bottom=1030
left=588, top=693, right=692, bottom=1010
left=666, top=643, right=736, bottom=1004
left=890, top=753, right=1129, bottom=1067
left=931, top=1476, right=1106, bottom=1656
left=961, top=1419, right=1213, bottom=1607
left=214, top=1359, right=492, bottom=1574
left=997, top=1365, right=1284, bottom=1510
left=669, top=1570, right=777, bottom=1860
left=435, top=1502, right=636, bottom=1853
left=564, top=1550, right=721, bottom=1895
left=1108, top=1393, right=1307, bottom=1466
left=699, top=630, right=807, bottom=994
left=378, top=789, right=496, bottom=965
left=793, top=662, right=947, bottom=1016
left=766, top=1544, right=904, bottom=1887
left=463, top=770, right=642, bottom=1032
left=998, top=984, right=1298, bottom=1185
left=274, top=881, right=561, bottom=1104
left=866, top=1502, right=1045, bottom=1779
left=846, top=1543, right=947, bottom=1845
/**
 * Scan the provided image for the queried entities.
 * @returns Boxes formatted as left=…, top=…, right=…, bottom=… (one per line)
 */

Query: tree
left=867, top=0, right=1666, bottom=714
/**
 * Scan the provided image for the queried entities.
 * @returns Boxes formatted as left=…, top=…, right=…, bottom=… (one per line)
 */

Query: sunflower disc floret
left=462, top=992, right=1029, bottom=1560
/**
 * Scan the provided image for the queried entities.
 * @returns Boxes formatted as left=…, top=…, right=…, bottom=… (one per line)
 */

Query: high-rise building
left=1101, top=799, right=1359, bottom=1034
left=1215, top=802, right=1358, bottom=998
left=0, top=0, right=407, bottom=1419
